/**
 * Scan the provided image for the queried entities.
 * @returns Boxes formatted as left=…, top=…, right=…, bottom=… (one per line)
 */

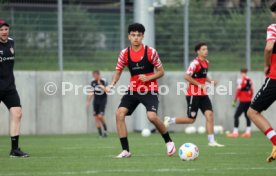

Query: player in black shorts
left=247, top=2, right=276, bottom=163
left=164, top=42, right=224, bottom=147
left=0, top=20, right=29, bottom=157
left=107, top=23, right=176, bottom=158
left=86, top=70, right=108, bottom=137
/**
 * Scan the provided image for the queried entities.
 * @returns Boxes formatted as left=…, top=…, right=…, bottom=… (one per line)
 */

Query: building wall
left=0, top=71, right=275, bottom=135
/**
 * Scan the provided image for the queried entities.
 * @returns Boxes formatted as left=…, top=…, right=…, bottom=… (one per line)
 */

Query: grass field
left=0, top=132, right=275, bottom=176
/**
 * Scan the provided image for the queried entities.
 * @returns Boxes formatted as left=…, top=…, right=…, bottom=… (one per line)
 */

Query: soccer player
left=0, top=20, right=29, bottom=157
left=227, top=68, right=253, bottom=138
left=107, top=23, right=176, bottom=158
left=164, top=42, right=224, bottom=147
left=86, top=70, right=108, bottom=137
left=247, top=2, right=276, bottom=163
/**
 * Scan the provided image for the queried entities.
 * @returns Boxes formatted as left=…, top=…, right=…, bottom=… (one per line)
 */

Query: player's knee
left=11, top=108, right=22, bottom=120
left=205, top=111, right=213, bottom=121
left=116, top=109, right=125, bottom=121
left=147, top=114, right=158, bottom=123
left=247, top=108, right=258, bottom=119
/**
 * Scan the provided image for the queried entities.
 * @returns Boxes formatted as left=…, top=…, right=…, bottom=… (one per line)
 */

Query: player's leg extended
left=10, top=107, right=22, bottom=138
left=115, top=107, right=131, bottom=158
left=247, top=108, right=276, bottom=162
left=242, top=103, right=252, bottom=137
left=147, top=111, right=176, bottom=157
left=164, top=96, right=197, bottom=128
left=98, top=114, right=108, bottom=137
left=228, top=103, right=243, bottom=137
left=204, top=110, right=223, bottom=147
left=9, top=107, right=29, bottom=157
left=95, top=115, right=103, bottom=137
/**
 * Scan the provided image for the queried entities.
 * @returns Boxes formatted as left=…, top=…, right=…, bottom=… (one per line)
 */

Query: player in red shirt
left=227, top=68, right=253, bottom=138
left=164, top=42, right=224, bottom=147
left=107, top=23, right=176, bottom=158
left=247, top=2, right=276, bottom=162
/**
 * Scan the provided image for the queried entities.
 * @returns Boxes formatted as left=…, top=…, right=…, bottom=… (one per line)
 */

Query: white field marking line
left=1, top=167, right=276, bottom=176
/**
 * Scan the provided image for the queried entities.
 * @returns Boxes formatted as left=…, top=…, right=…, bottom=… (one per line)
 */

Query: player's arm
left=264, top=40, right=275, bottom=75
left=206, top=77, right=217, bottom=86
left=97, top=80, right=109, bottom=93
left=184, top=73, right=203, bottom=88
left=139, top=66, right=164, bottom=82
left=106, top=70, right=123, bottom=92
left=86, top=89, right=94, bottom=110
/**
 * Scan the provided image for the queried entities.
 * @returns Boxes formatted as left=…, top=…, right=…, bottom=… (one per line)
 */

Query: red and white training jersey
left=115, top=44, right=162, bottom=92
left=235, top=75, right=253, bottom=102
left=186, top=57, right=209, bottom=96
left=266, top=24, right=276, bottom=79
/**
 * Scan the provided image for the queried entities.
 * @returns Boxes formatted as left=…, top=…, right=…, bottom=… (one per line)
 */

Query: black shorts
left=93, top=99, right=107, bottom=116
left=0, top=89, right=21, bottom=109
left=250, top=78, right=276, bottom=112
left=118, top=91, right=159, bottom=116
left=186, top=95, right=213, bottom=119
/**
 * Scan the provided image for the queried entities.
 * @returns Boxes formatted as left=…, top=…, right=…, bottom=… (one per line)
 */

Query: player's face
left=128, top=31, right=144, bottom=46
left=272, top=12, right=276, bottom=19
left=0, top=25, right=9, bottom=42
left=92, top=73, right=100, bottom=80
left=197, top=45, right=208, bottom=58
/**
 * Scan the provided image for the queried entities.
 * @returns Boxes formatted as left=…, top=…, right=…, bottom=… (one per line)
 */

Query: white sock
left=233, top=128, right=239, bottom=134
left=245, top=127, right=251, bottom=133
left=169, top=117, right=176, bottom=124
left=208, top=134, right=215, bottom=143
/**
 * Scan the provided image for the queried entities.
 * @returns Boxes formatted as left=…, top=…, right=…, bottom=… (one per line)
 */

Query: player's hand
left=210, top=80, right=218, bottom=86
left=232, top=101, right=237, bottom=108
left=264, top=66, right=270, bottom=76
left=138, top=74, right=150, bottom=82
left=198, top=84, right=207, bottom=94
left=106, top=85, right=115, bottom=93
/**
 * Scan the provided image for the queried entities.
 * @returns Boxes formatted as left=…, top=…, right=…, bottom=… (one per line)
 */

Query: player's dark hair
left=93, top=70, right=100, bottom=75
left=240, top=68, right=248, bottom=73
left=128, top=23, right=145, bottom=34
left=194, top=42, right=207, bottom=52
left=270, top=2, right=276, bottom=12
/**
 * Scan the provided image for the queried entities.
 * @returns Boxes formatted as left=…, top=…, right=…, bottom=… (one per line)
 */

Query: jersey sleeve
left=149, top=47, right=162, bottom=69
left=235, top=78, right=242, bottom=101
left=115, top=49, right=127, bottom=71
left=186, top=60, right=199, bottom=76
left=267, top=24, right=276, bottom=41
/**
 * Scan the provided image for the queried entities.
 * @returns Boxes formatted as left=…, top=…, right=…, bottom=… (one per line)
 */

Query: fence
left=0, top=0, right=274, bottom=71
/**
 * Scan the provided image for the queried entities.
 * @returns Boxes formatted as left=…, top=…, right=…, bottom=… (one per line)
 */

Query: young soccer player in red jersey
left=107, top=23, right=176, bottom=158
left=164, top=42, right=224, bottom=147
left=227, top=68, right=253, bottom=138
left=247, top=2, right=276, bottom=162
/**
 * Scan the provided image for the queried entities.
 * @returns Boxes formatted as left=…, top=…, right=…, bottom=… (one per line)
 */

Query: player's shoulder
left=190, top=58, right=200, bottom=65
left=267, top=24, right=276, bottom=31
left=91, top=79, right=96, bottom=84
left=120, top=47, right=128, bottom=54
left=101, top=78, right=107, bottom=82
left=8, top=37, right=14, bottom=44
left=146, top=45, right=158, bottom=54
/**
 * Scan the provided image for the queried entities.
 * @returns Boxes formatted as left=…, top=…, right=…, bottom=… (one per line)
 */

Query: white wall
left=0, top=71, right=275, bottom=135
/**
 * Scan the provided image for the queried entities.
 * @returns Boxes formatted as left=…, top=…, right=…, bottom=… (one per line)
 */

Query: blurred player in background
left=0, top=20, right=29, bottom=157
left=107, top=23, right=176, bottom=158
left=227, top=68, right=253, bottom=138
left=86, top=70, right=108, bottom=137
left=247, top=2, right=276, bottom=163
left=164, top=42, right=224, bottom=147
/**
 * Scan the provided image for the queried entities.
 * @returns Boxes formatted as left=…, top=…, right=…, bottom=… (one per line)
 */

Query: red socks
left=264, top=128, right=276, bottom=146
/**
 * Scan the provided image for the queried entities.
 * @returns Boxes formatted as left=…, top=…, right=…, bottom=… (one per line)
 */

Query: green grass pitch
left=0, top=132, right=275, bottom=176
